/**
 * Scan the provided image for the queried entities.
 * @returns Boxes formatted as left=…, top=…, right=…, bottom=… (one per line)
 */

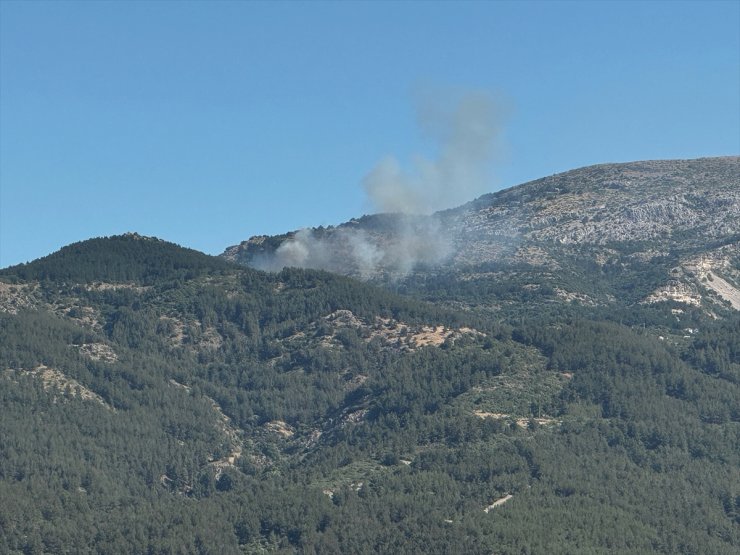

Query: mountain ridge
left=223, top=156, right=740, bottom=318
left=1, top=157, right=738, bottom=553
left=1, top=232, right=237, bottom=284
left=224, top=156, right=739, bottom=266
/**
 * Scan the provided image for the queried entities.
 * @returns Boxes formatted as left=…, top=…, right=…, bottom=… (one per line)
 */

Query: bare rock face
left=223, top=156, right=740, bottom=312
left=444, top=156, right=739, bottom=262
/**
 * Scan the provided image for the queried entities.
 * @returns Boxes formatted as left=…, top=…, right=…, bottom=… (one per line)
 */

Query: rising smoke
left=363, top=88, right=505, bottom=214
left=252, top=221, right=451, bottom=279
left=256, top=89, right=506, bottom=278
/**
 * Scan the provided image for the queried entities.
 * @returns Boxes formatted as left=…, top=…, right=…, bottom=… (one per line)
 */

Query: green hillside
left=1, top=233, right=236, bottom=284
left=0, top=234, right=738, bottom=553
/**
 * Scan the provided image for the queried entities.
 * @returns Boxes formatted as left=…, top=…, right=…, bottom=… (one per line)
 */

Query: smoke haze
left=363, top=89, right=505, bottom=214
left=254, top=89, right=506, bottom=277
left=251, top=219, right=452, bottom=279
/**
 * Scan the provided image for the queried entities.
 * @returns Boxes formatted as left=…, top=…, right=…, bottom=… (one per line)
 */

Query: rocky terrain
left=1, top=158, right=738, bottom=554
left=224, top=157, right=740, bottom=315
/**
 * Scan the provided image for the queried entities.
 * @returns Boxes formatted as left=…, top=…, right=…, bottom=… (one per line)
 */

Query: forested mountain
left=1, top=158, right=739, bottom=553
left=225, top=156, right=740, bottom=318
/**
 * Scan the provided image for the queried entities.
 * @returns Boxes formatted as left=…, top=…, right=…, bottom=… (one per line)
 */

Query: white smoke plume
left=254, top=89, right=506, bottom=278
left=252, top=228, right=377, bottom=277
left=252, top=222, right=451, bottom=279
left=363, top=89, right=506, bottom=214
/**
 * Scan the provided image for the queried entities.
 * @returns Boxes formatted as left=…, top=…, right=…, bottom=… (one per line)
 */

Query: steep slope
left=224, top=156, right=740, bottom=317
left=0, top=235, right=525, bottom=552
left=1, top=233, right=739, bottom=553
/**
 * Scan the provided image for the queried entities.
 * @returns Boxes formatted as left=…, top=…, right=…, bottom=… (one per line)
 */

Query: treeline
left=0, top=234, right=235, bottom=284
left=0, top=237, right=738, bottom=553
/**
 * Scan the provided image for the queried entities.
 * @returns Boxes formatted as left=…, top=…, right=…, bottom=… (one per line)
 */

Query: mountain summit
left=1, top=157, right=738, bottom=553
left=224, top=156, right=740, bottom=314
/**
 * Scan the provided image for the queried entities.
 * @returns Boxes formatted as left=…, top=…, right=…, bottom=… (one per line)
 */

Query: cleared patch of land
left=484, top=494, right=513, bottom=512
left=5, top=365, right=112, bottom=409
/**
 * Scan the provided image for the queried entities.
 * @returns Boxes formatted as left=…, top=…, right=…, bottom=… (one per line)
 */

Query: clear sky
left=1, top=0, right=738, bottom=267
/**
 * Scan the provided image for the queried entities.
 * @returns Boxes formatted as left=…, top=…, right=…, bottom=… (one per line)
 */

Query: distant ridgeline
left=2, top=233, right=235, bottom=284
left=1, top=158, right=739, bottom=553
left=224, top=156, right=740, bottom=318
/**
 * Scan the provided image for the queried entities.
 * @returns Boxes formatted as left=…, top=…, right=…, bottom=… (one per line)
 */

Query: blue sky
left=1, top=0, right=738, bottom=267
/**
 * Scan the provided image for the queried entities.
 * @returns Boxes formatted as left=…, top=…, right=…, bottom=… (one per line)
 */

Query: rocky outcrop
left=225, top=156, right=739, bottom=270
left=223, top=156, right=740, bottom=312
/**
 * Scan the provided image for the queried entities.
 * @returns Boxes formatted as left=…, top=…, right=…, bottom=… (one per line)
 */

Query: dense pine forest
left=0, top=233, right=738, bottom=553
